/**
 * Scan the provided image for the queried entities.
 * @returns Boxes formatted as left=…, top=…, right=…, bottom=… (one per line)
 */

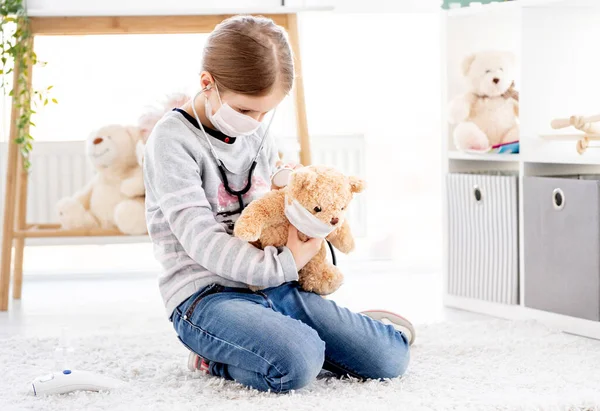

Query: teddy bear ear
left=135, top=141, right=145, bottom=166
left=349, top=176, right=366, bottom=193
left=290, top=168, right=318, bottom=190
left=461, top=53, right=477, bottom=77
left=125, top=126, right=143, bottom=143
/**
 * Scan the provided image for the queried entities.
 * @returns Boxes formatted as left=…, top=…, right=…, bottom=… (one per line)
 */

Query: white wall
left=299, top=12, right=442, bottom=267
left=521, top=7, right=600, bottom=138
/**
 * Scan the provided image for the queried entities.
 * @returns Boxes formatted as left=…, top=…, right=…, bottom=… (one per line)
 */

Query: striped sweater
left=143, top=109, right=298, bottom=316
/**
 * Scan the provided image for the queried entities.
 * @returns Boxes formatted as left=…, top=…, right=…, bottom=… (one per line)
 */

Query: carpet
left=2, top=318, right=600, bottom=411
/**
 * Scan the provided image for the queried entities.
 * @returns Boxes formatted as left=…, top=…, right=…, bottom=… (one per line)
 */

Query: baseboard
left=444, top=294, right=600, bottom=340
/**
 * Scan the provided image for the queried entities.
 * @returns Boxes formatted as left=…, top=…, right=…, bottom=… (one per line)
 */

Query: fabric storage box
left=446, top=172, right=519, bottom=304
left=523, top=175, right=600, bottom=321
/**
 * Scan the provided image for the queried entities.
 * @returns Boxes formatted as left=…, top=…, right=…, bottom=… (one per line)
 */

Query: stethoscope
left=191, top=86, right=337, bottom=267
left=191, top=85, right=274, bottom=216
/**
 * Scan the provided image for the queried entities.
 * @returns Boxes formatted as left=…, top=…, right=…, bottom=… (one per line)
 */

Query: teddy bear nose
left=493, top=78, right=500, bottom=84
left=330, top=217, right=339, bottom=225
left=93, top=137, right=103, bottom=145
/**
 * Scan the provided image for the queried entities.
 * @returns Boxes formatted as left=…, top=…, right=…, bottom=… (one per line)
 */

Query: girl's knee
left=372, top=337, right=410, bottom=379
left=265, top=331, right=325, bottom=393
left=379, top=350, right=410, bottom=379
left=358, top=333, right=410, bottom=380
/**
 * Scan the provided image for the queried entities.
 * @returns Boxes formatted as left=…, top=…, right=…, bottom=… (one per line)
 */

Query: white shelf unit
left=441, top=0, right=600, bottom=339
left=448, top=151, right=521, bottom=162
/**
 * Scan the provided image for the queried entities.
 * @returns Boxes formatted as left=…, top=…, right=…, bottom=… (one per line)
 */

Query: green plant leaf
left=2, top=0, right=53, bottom=167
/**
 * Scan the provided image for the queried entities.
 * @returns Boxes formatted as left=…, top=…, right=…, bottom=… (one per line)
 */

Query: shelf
left=26, top=6, right=334, bottom=17
left=448, top=151, right=521, bottom=162
left=448, top=150, right=600, bottom=165
left=522, top=154, right=600, bottom=166
left=14, top=226, right=142, bottom=238
left=538, top=133, right=593, bottom=140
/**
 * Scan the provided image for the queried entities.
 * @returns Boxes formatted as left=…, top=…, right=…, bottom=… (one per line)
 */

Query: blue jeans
left=171, top=281, right=410, bottom=393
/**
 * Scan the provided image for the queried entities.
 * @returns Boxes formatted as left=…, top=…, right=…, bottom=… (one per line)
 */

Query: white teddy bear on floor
left=448, top=51, right=519, bottom=152
left=57, top=125, right=147, bottom=235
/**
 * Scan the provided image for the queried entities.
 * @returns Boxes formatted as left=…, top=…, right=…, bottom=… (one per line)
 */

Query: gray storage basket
left=447, top=172, right=519, bottom=304
left=523, top=174, right=600, bottom=321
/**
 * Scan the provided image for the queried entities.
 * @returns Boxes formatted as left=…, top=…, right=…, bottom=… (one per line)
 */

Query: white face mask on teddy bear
left=284, top=195, right=339, bottom=239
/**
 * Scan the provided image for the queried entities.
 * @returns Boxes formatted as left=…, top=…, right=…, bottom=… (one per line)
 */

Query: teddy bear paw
left=120, top=178, right=145, bottom=198
left=453, top=122, right=490, bottom=152
left=449, top=100, right=471, bottom=124
left=233, top=223, right=261, bottom=242
left=56, top=198, right=98, bottom=229
left=115, top=200, right=147, bottom=235
left=301, top=270, right=344, bottom=296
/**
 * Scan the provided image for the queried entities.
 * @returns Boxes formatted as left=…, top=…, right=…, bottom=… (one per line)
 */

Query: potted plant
left=1, top=0, right=55, bottom=169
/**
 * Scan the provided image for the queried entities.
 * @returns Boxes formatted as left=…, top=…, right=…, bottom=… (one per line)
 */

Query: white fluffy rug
left=3, top=319, right=600, bottom=411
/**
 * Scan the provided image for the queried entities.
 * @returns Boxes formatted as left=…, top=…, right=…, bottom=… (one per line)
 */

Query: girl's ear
left=349, top=176, right=366, bottom=193
left=200, top=71, right=215, bottom=92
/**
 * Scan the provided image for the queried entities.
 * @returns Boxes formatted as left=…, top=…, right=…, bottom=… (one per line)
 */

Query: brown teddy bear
left=233, top=165, right=366, bottom=295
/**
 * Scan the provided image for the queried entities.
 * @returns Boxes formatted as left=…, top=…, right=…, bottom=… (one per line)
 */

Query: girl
left=144, top=15, right=413, bottom=393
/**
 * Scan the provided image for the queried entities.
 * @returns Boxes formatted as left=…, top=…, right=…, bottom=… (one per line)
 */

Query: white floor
left=0, top=261, right=487, bottom=340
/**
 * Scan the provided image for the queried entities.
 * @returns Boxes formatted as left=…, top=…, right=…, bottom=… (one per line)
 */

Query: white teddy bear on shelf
left=56, top=124, right=147, bottom=235
left=448, top=50, right=520, bottom=152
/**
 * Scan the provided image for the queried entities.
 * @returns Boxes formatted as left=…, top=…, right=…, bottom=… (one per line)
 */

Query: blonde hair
left=202, top=15, right=295, bottom=96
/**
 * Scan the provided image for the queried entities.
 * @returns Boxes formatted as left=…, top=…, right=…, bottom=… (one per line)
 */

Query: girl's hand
left=286, top=225, right=322, bottom=270
left=275, top=160, right=303, bottom=170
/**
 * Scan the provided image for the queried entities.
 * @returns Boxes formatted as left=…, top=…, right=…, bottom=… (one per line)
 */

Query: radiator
left=0, top=134, right=366, bottom=244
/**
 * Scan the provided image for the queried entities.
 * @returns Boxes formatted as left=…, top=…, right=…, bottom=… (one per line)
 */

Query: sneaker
left=361, top=309, right=416, bottom=346
left=187, top=351, right=211, bottom=374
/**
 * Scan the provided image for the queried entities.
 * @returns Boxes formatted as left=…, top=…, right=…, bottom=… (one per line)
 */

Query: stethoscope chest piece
left=271, top=167, right=294, bottom=189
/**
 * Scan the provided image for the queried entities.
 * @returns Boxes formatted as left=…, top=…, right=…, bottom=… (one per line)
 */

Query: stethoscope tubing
left=189, top=87, right=337, bottom=266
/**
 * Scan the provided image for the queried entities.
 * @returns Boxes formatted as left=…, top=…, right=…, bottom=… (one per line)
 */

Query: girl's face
left=201, top=72, right=287, bottom=122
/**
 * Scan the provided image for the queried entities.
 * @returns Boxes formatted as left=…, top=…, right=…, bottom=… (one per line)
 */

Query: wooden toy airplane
left=549, top=114, right=600, bottom=154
